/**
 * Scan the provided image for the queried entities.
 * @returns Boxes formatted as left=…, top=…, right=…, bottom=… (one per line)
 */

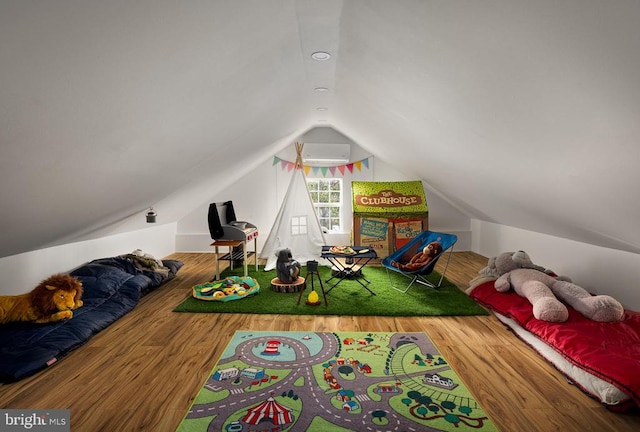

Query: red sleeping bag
left=470, top=280, right=640, bottom=411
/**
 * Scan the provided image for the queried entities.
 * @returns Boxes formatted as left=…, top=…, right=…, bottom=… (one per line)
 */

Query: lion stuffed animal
left=0, top=274, right=83, bottom=324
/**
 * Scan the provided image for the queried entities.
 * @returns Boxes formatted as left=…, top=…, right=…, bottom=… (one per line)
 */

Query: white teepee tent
left=259, top=143, right=326, bottom=270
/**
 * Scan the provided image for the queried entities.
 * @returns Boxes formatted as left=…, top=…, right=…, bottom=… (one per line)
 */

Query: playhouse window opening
left=307, top=178, right=342, bottom=232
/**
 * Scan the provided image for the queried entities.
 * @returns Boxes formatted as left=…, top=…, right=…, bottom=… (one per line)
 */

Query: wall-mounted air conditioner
left=302, top=143, right=351, bottom=163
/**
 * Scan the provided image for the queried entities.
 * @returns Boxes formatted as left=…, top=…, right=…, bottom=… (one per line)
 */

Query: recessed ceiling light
left=311, top=51, right=331, bottom=61
left=316, top=107, right=328, bottom=111
left=314, top=87, right=329, bottom=92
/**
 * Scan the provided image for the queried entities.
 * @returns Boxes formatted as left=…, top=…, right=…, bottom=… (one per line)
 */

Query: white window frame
left=290, top=215, right=308, bottom=236
left=306, top=178, right=343, bottom=232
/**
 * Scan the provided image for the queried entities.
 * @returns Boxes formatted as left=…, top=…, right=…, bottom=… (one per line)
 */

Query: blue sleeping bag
left=0, top=258, right=182, bottom=382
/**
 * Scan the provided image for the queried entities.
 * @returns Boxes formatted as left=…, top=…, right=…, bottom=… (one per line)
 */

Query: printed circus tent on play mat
left=242, top=397, right=294, bottom=426
left=259, top=143, right=326, bottom=270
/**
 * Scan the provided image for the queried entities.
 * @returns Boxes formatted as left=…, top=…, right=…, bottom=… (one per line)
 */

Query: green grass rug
left=173, top=265, right=488, bottom=317
left=175, top=331, right=498, bottom=432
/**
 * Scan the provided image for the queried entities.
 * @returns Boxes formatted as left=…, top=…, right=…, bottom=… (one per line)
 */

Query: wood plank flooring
left=1, top=252, right=638, bottom=431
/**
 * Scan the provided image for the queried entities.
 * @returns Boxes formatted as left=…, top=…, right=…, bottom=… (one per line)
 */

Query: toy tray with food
left=328, top=246, right=356, bottom=255
left=192, top=276, right=260, bottom=301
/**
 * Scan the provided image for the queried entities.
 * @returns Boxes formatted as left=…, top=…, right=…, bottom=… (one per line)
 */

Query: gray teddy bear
left=275, top=248, right=301, bottom=284
left=486, top=251, right=624, bottom=323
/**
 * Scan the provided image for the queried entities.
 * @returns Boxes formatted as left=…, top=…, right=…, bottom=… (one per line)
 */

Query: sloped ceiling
left=1, top=0, right=639, bottom=259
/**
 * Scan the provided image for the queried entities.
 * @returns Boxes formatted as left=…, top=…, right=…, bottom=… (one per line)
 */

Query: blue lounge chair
left=382, top=230, right=458, bottom=293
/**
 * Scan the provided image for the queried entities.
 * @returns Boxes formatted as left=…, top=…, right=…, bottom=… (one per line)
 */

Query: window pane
left=291, top=215, right=308, bottom=236
left=307, top=178, right=342, bottom=232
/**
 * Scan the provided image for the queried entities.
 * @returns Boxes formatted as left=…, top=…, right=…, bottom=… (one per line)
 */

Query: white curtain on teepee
left=260, top=143, right=326, bottom=270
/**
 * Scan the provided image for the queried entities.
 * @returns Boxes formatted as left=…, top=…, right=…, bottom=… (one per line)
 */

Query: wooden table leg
left=254, top=237, right=258, bottom=272
left=243, top=241, right=248, bottom=277
left=296, top=280, right=306, bottom=305
left=318, top=274, right=328, bottom=306
left=215, top=246, right=220, bottom=281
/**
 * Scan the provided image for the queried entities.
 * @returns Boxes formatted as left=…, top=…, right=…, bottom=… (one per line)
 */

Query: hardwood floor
left=1, top=252, right=638, bottom=431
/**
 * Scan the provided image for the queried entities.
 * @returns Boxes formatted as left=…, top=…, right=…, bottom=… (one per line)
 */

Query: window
left=307, top=178, right=342, bottom=232
left=291, top=216, right=308, bottom=236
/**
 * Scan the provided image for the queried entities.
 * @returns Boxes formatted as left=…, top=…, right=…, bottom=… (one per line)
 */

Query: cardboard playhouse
left=352, top=181, right=428, bottom=262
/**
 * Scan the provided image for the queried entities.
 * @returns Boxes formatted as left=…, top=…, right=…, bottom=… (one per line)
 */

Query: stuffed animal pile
left=275, top=248, right=301, bottom=284
left=124, top=249, right=170, bottom=276
left=0, top=274, right=83, bottom=324
left=391, top=241, right=442, bottom=272
left=483, top=251, right=624, bottom=323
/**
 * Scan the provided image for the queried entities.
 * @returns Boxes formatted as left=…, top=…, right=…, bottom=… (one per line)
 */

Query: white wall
left=472, top=220, right=640, bottom=311
left=0, top=223, right=177, bottom=296
left=176, top=142, right=473, bottom=253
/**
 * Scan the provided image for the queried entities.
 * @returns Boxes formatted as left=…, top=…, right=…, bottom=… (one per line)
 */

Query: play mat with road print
left=176, top=331, right=497, bottom=432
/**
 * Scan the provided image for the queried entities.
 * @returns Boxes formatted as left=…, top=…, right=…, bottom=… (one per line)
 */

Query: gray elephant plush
left=275, top=248, right=301, bottom=284
left=490, top=251, right=624, bottom=323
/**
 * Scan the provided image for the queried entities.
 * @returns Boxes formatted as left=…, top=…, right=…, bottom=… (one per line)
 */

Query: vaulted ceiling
left=2, top=0, right=639, bottom=259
